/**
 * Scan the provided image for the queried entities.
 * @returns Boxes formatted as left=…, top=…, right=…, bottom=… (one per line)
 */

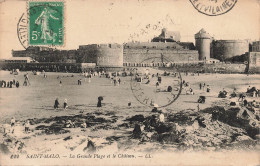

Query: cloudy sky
left=0, top=0, right=259, bottom=58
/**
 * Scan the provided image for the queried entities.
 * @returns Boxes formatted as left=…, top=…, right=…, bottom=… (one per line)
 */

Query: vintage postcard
left=0, top=0, right=259, bottom=165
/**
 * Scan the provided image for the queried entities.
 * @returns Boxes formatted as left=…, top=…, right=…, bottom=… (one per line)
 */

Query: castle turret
left=96, top=43, right=123, bottom=67
left=195, top=29, right=211, bottom=61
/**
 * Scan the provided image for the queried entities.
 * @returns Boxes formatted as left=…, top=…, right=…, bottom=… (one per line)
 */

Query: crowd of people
left=1, top=73, right=31, bottom=88
left=0, top=79, right=19, bottom=88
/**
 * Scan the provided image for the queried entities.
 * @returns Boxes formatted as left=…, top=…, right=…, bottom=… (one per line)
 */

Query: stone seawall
left=0, top=62, right=255, bottom=74
left=162, top=63, right=247, bottom=74
left=203, top=63, right=247, bottom=73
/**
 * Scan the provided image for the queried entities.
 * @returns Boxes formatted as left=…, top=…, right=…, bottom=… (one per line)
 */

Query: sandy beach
left=0, top=69, right=259, bottom=165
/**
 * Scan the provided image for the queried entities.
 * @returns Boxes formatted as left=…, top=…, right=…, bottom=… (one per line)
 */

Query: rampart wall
left=123, top=49, right=199, bottom=63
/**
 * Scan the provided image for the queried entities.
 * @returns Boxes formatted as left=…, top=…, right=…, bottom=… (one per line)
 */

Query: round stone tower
left=195, top=29, right=211, bottom=61
left=212, top=40, right=249, bottom=60
left=96, top=43, right=123, bottom=67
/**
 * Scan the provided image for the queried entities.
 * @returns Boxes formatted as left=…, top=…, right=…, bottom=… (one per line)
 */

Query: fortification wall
left=123, top=49, right=199, bottom=63
left=212, top=40, right=249, bottom=60
left=124, top=42, right=184, bottom=50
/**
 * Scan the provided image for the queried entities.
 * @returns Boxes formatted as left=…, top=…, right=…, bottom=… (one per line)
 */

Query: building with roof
left=152, top=28, right=181, bottom=42
left=4, top=57, right=34, bottom=63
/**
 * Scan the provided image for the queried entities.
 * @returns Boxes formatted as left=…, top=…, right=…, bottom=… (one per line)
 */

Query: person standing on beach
left=128, top=101, right=131, bottom=107
left=156, top=81, right=159, bottom=88
left=25, top=73, right=30, bottom=85
left=64, top=98, right=68, bottom=109
left=81, top=120, right=87, bottom=131
left=197, top=104, right=200, bottom=111
left=97, top=96, right=103, bottom=107
left=16, top=81, right=19, bottom=88
left=54, top=98, right=59, bottom=109
left=113, top=78, right=117, bottom=86
left=25, top=120, right=30, bottom=133
left=253, top=90, right=256, bottom=98
left=206, top=85, right=211, bottom=93
left=10, top=81, right=13, bottom=88
left=159, top=112, right=165, bottom=123
left=10, top=117, right=15, bottom=134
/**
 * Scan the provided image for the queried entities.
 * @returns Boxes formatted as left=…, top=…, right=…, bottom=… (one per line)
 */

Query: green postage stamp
left=29, top=1, right=64, bottom=46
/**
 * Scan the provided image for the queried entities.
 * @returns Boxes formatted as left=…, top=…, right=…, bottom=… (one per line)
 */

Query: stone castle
left=10, top=28, right=256, bottom=69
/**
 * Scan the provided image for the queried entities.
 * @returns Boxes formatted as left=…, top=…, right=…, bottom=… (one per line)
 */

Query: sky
left=0, top=0, right=259, bottom=59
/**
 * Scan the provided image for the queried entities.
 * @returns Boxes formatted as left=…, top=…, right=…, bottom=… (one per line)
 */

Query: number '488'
left=10, top=154, right=19, bottom=159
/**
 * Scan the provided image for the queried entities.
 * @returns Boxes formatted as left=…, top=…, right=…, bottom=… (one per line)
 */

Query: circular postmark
left=17, top=13, right=29, bottom=49
left=130, top=58, right=182, bottom=108
left=189, top=0, right=238, bottom=16
left=17, top=2, right=64, bottom=49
